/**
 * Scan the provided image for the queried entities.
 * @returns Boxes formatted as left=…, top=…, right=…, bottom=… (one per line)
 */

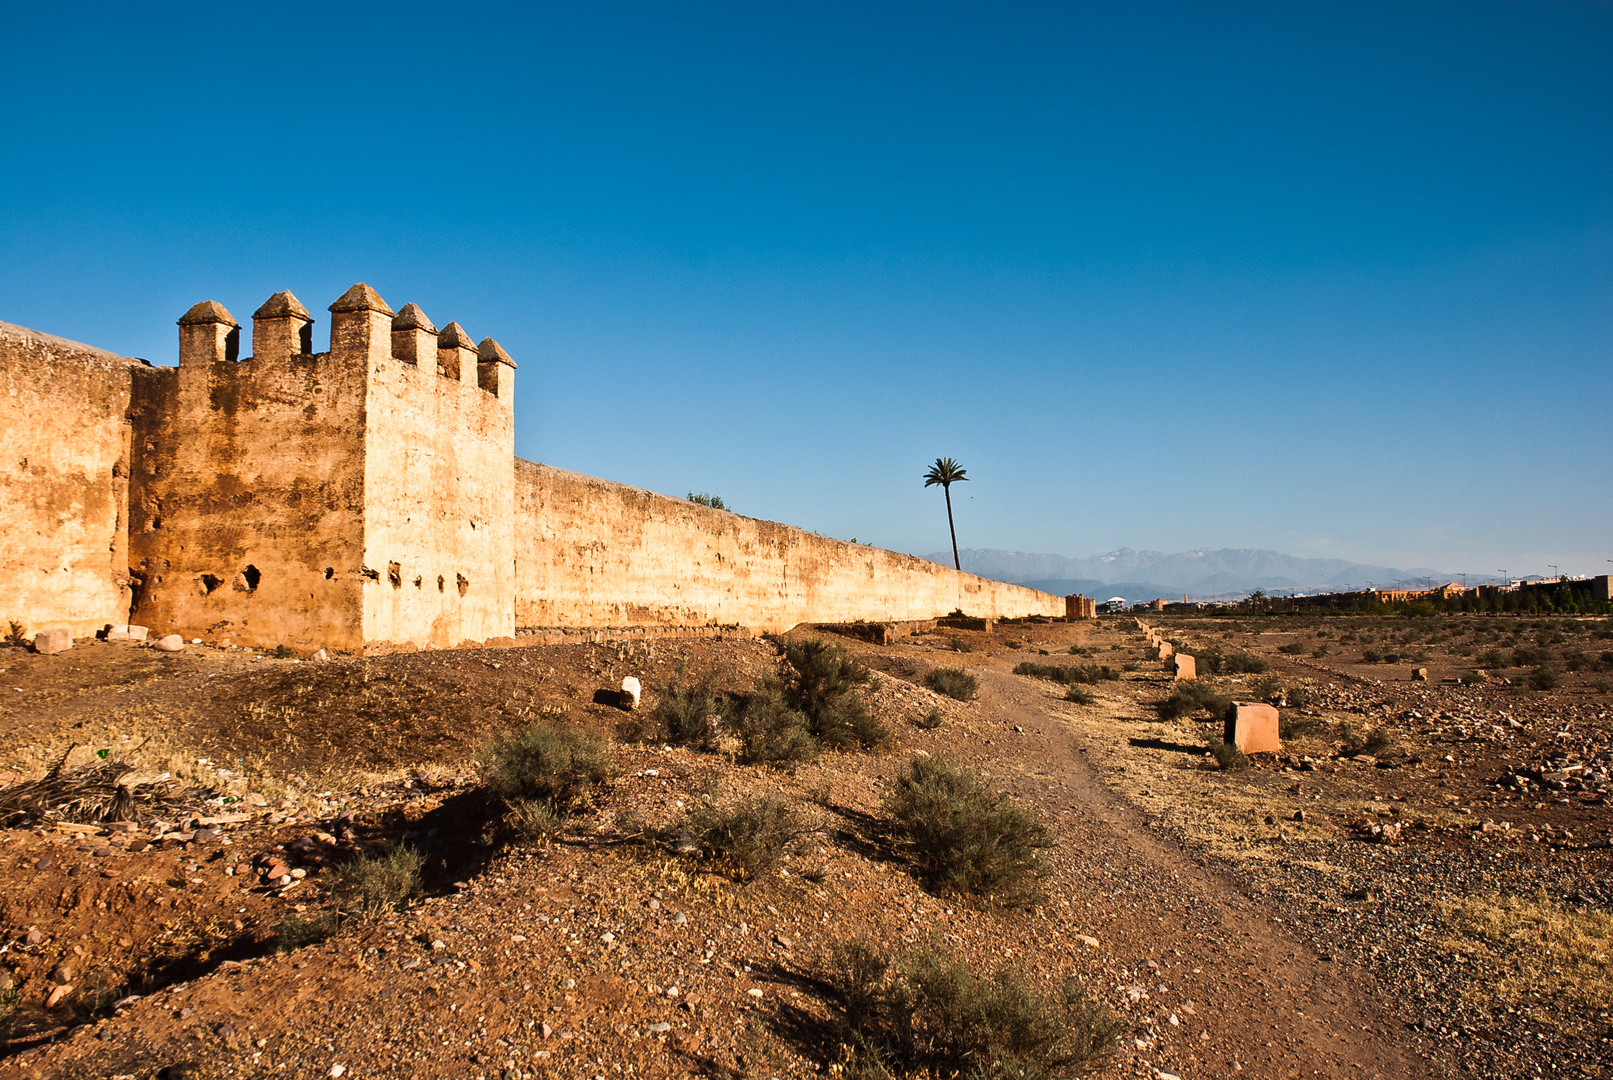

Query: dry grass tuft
left=1439, top=891, right=1613, bottom=1025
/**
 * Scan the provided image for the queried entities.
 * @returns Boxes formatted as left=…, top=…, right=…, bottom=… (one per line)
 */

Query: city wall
left=513, top=461, right=1062, bottom=633
left=1, top=294, right=1060, bottom=649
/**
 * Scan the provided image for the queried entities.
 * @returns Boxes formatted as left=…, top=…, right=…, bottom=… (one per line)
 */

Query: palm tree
left=923, top=457, right=969, bottom=571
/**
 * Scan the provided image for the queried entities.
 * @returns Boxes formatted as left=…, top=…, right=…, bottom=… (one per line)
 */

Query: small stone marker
left=620, top=676, right=642, bottom=710
left=1156, top=641, right=1173, bottom=660
left=309, top=648, right=328, bottom=661
left=1411, top=667, right=1428, bottom=681
left=1224, top=701, right=1281, bottom=754
left=153, top=634, right=186, bottom=652
left=105, top=624, right=149, bottom=642
left=1174, top=653, right=1196, bottom=680
left=32, top=629, right=71, bottom=655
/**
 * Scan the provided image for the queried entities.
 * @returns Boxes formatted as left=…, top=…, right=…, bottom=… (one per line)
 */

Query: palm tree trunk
left=944, top=485, right=960, bottom=571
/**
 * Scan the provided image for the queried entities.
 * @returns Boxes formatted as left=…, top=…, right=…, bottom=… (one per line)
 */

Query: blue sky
left=3, top=1, right=1608, bottom=579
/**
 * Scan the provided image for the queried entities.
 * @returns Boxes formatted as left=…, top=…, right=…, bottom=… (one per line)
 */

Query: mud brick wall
left=513, top=461, right=1062, bottom=633
left=0, top=322, right=146, bottom=637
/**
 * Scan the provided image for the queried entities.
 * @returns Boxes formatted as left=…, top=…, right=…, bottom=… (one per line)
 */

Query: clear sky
left=3, top=1, right=1608, bottom=580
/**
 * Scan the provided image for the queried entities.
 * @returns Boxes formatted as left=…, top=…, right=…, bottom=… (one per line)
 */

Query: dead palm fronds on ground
left=0, top=743, right=176, bottom=826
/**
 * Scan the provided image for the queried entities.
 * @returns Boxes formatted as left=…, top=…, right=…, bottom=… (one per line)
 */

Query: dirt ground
left=0, top=611, right=1609, bottom=1079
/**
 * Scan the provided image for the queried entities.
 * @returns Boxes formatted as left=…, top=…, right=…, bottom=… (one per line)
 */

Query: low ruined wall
left=513, top=462, right=1062, bottom=633
left=0, top=322, right=144, bottom=637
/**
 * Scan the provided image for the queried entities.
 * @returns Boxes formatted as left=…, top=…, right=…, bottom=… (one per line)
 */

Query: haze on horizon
left=2, top=1, right=1607, bottom=579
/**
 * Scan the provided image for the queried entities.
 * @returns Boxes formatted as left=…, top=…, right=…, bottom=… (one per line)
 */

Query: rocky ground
left=0, top=610, right=1608, bottom=1079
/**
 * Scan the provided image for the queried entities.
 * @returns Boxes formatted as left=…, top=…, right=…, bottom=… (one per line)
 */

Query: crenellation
left=476, top=337, right=515, bottom=398
left=391, top=303, right=437, bottom=367
left=328, top=282, right=394, bottom=365
left=176, top=301, right=240, bottom=366
left=251, top=290, right=314, bottom=362
left=436, top=321, right=475, bottom=382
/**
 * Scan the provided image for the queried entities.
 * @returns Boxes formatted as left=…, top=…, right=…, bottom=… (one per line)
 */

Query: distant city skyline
left=3, top=1, right=1607, bottom=575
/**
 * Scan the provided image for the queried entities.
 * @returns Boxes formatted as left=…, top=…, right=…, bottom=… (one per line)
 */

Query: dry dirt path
left=970, top=666, right=1433, bottom=1080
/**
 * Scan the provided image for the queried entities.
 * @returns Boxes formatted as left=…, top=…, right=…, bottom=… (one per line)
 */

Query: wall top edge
left=0, top=319, right=148, bottom=366
left=515, top=457, right=1061, bottom=601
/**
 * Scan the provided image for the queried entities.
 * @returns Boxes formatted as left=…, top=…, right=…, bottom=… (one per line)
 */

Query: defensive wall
left=1, top=287, right=1061, bottom=650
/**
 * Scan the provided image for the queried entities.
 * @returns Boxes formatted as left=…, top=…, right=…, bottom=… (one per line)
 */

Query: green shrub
left=481, top=719, right=613, bottom=809
left=1222, top=652, right=1269, bottom=674
left=1249, top=675, right=1284, bottom=703
left=1277, top=710, right=1319, bottom=739
left=1063, top=686, right=1095, bottom=706
left=1277, top=642, right=1307, bottom=655
left=1511, top=645, right=1556, bottom=669
left=1361, top=650, right=1382, bottom=664
left=1312, top=645, right=1330, bottom=658
left=1208, top=739, right=1248, bottom=770
left=884, top=756, right=1052, bottom=903
left=677, top=794, right=801, bottom=880
left=915, top=706, right=945, bottom=730
left=272, top=911, right=338, bottom=952
left=925, top=667, right=978, bottom=701
left=687, top=492, right=727, bottom=510
left=334, top=844, right=424, bottom=918
left=826, top=938, right=1122, bottom=1080
left=632, top=670, right=725, bottom=747
left=1193, top=648, right=1226, bottom=675
left=1563, top=649, right=1590, bottom=672
left=784, top=638, right=887, bottom=750
left=732, top=679, right=818, bottom=765
left=1478, top=647, right=1508, bottom=669
left=950, top=637, right=972, bottom=653
left=1381, top=651, right=1401, bottom=664
left=1526, top=667, right=1561, bottom=691
left=270, top=644, right=297, bottom=659
left=1342, top=725, right=1397, bottom=758
left=1155, top=682, right=1231, bottom=722
left=1011, top=661, right=1116, bottom=686
left=3, top=621, right=26, bottom=648
left=1458, top=670, right=1488, bottom=685
left=1006, top=640, right=1022, bottom=650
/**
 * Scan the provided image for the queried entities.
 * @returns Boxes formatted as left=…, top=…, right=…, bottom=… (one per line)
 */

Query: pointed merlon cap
left=177, top=300, right=239, bottom=327
left=477, top=337, right=516, bottom=368
left=328, top=283, right=394, bottom=317
left=437, top=321, right=475, bottom=349
left=392, top=302, right=437, bottom=334
left=253, top=290, right=312, bottom=321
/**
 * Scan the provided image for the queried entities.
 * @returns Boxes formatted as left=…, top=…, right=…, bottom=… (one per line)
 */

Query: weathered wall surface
left=513, top=462, right=1062, bottom=632
left=0, top=322, right=143, bottom=637
left=128, top=309, right=369, bottom=652
left=358, top=302, right=516, bottom=648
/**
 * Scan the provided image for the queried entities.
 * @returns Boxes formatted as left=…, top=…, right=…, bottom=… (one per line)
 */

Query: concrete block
left=620, top=676, right=642, bottom=710
left=105, top=624, right=149, bottom=642
left=1174, top=654, right=1196, bottom=680
left=32, top=629, right=71, bottom=655
left=1411, top=668, right=1428, bottom=682
left=1156, top=641, right=1173, bottom=659
left=1225, top=701, right=1281, bottom=755
left=153, top=634, right=185, bottom=652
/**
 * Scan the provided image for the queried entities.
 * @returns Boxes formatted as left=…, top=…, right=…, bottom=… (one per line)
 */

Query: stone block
left=153, top=634, right=186, bottom=652
left=105, top=624, right=148, bottom=642
left=1174, top=654, right=1196, bottom=680
left=1411, top=668, right=1428, bottom=681
left=1224, top=702, right=1281, bottom=755
left=32, top=629, right=71, bottom=655
left=620, top=676, right=642, bottom=710
left=1156, top=641, right=1173, bottom=659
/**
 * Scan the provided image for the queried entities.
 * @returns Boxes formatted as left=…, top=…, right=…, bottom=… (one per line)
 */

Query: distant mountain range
left=921, top=547, right=1473, bottom=603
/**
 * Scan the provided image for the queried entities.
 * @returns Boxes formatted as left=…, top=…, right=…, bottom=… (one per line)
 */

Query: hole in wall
left=237, top=565, right=261, bottom=592
left=200, top=574, right=223, bottom=595
left=388, top=562, right=402, bottom=589
left=224, top=327, right=241, bottom=363
left=360, top=567, right=379, bottom=581
left=456, top=573, right=469, bottom=597
left=437, top=576, right=445, bottom=592
left=469, top=520, right=476, bottom=530
left=413, top=576, right=423, bottom=588
left=324, top=567, right=335, bottom=580
left=299, top=322, right=313, bottom=354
